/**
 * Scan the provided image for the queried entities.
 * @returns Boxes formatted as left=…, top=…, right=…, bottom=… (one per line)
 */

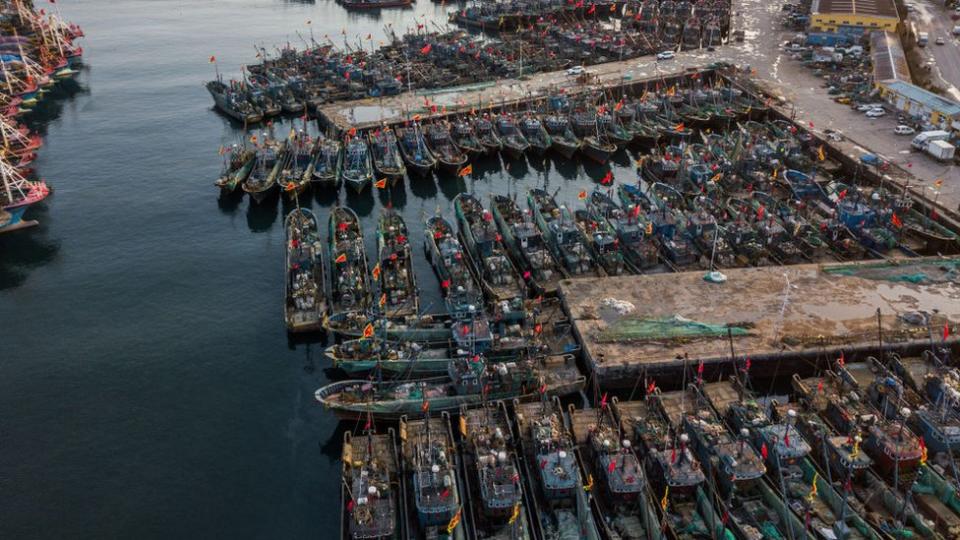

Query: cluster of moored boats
left=205, top=0, right=731, bottom=122
left=334, top=346, right=960, bottom=540
left=0, top=0, right=83, bottom=234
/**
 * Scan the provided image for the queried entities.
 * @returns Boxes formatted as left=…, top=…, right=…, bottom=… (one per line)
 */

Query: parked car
left=894, top=125, right=916, bottom=135
left=936, top=37, right=946, bottom=45
left=866, top=108, right=886, bottom=118
left=566, top=65, right=585, bottom=75
left=656, top=50, right=675, bottom=60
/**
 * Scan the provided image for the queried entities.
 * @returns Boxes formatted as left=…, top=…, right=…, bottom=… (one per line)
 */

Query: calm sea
left=0, top=1, right=638, bottom=537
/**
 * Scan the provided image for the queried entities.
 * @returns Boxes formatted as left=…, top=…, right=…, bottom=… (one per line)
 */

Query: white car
left=866, top=108, right=886, bottom=118
left=656, top=51, right=675, bottom=60
left=893, top=124, right=915, bottom=135
left=855, top=103, right=875, bottom=112
left=566, top=65, right=585, bottom=75
left=936, top=37, right=946, bottom=45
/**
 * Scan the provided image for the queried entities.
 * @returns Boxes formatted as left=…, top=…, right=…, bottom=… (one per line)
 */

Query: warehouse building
left=809, top=0, right=901, bottom=34
left=877, top=80, right=960, bottom=134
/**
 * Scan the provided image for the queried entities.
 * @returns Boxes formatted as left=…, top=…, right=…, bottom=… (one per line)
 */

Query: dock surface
left=560, top=257, right=960, bottom=383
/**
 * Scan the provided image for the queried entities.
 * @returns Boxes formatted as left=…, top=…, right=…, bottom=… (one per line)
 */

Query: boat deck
left=559, top=257, right=960, bottom=386
left=701, top=381, right=740, bottom=416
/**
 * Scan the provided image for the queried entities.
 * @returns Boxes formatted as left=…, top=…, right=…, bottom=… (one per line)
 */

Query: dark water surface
left=0, top=1, right=638, bottom=537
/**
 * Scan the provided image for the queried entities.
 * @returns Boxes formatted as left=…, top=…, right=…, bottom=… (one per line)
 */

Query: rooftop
left=812, top=0, right=899, bottom=18
left=882, top=80, right=960, bottom=117
left=871, top=31, right=910, bottom=84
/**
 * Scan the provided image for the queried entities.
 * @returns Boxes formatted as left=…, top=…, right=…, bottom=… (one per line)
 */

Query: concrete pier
left=559, top=257, right=960, bottom=387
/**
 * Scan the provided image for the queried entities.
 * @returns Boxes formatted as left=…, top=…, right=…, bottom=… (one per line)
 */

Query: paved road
left=911, top=0, right=960, bottom=100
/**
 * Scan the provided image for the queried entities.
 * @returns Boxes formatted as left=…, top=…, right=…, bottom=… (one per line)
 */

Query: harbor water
left=0, top=1, right=640, bottom=537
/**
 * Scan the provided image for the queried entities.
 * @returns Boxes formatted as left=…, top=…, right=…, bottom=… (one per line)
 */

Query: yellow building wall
left=811, top=13, right=899, bottom=32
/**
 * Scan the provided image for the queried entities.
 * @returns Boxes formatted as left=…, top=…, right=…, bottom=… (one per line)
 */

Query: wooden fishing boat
left=396, top=123, right=436, bottom=177
left=323, top=311, right=452, bottom=344
left=376, top=208, right=418, bottom=318
left=284, top=208, right=327, bottom=333
left=565, top=402, right=665, bottom=539
left=519, top=115, right=551, bottom=155
left=214, top=148, right=255, bottom=194
left=453, top=194, right=526, bottom=322
left=587, top=189, right=659, bottom=272
left=613, top=396, right=731, bottom=540
left=242, top=137, right=285, bottom=204
left=206, top=79, right=263, bottom=123
left=423, top=215, right=485, bottom=318
left=368, top=128, right=406, bottom=184
left=425, top=122, right=468, bottom=175
left=528, top=188, right=604, bottom=278
left=542, top=114, right=580, bottom=159
left=573, top=208, right=627, bottom=276
left=280, top=132, right=313, bottom=198
left=490, top=194, right=564, bottom=295
left=327, top=338, right=463, bottom=378
left=458, top=401, right=534, bottom=539
left=571, top=111, right=616, bottom=164
left=339, top=426, right=403, bottom=540
left=310, top=137, right=342, bottom=187
left=495, top=116, right=529, bottom=160
left=617, top=183, right=700, bottom=269
left=512, top=397, right=602, bottom=540
left=399, top=413, right=467, bottom=539
left=315, top=355, right=585, bottom=419
left=449, top=119, right=483, bottom=158
left=472, top=116, right=503, bottom=156
left=341, top=135, right=374, bottom=193
left=329, top=206, right=372, bottom=314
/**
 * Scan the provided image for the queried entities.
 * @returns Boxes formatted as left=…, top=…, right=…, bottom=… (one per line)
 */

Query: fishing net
left=823, top=259, right=960, bottom=284
left=596, top=315, right=750, bottom=343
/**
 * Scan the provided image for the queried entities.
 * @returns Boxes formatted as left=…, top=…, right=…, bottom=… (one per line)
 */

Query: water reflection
left=375, top=181, right=407, bottom=209
left=343, top=185, right=375, bottom=217
left=0, top=209, right=60, bottom=291
left=408, top=174, right=437, bottom=200
left=437, top=175, right=467, bottom=202
left=247, top=198, right=280, bottom=232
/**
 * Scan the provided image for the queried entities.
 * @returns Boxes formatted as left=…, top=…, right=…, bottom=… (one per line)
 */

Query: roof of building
left=871, top=31, right=910, bottom=84
left=882, top=80, right=960, bottom=117
left=812, top=0, right=899, bottom=18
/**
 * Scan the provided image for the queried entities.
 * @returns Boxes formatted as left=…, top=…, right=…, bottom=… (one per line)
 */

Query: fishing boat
left=323, top=311, right=452, bottom=344
left=423, top=215, right=484, bottom=318
left=206, top=79, right=263, bottom=123
left=453, top=194, right=526, bottom=322
left=399, top=413, right=467, bottom=539
left=587, top=189, right=659, bottom=272
left=329, top=206, right=372, bottom=314
left=341, top=135, right=374, bottom=192
left=368, top=128, right=406, bottom=184
left=327, top=338, right=463, bottom=378
left=310, top=136, right=342, bottom=187
left=571, top=110, right=616, bottom=164
left=341, top=0, right=413, bottom=9
left=376, top=208, right=418, bottom=318
left=519, top=115, right=551, bottom=155
left=543, top=114, right=581, bottom=159
left=214, top=147, right=256, bottom=194
left=339, top=425, right=402, bottom=540
left=495, top=116, right=530, bottom=160
left=284, top=208, right=327, bottom=333
left=425, top=122, right=468, bottom=175
left=512, top=397, right=602, bottom=540
left=280, top=132, right=313, bottom=198
left=472, top=116, right=503, bottom=156
left=565, top=401, right=664, bottom=539
left=528, top=188, right=603, bottom=277
left=396, top=123, right=436, bottom=177
left=490, top=194, right=564, bottom=296
left=242, top=137, right=285, bottom=204
left=613, top=395, right=730, bottom=540
left=573, top=208, right=627, bottom=276
left=458, top=401, right=534, bottom=539
left=315, top=355, right=585, bottom=419
left=450, top=119, right=484, bottom=158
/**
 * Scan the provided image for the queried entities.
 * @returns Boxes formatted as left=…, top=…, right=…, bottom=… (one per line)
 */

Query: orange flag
left=335, top=253, right=347, bottom=264
left=578, top=190, right=587, bottom=200
left=362, top=323, right=374, bottom=339
left=458, top=164, right=473, bottom=177
left=374, top=178, right=387, bottom=189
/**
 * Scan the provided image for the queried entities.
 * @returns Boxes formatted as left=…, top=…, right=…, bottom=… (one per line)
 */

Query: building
left=809, top=0, right=901, bottom=34
left=877, top=80, right=960, bottom=133
left=871, top=31, right=911, bottom=85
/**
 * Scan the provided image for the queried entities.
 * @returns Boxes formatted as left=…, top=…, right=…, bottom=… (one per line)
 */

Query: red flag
left=945, top=322, right=951, bottom=341
left=647, top=380, right=656, bottom=394
left=838, top=351, right=845, bottom=368
left=670, top=446, right=677, bottom=463
left=697, top=361, right=704, bottom=376
left=539, top=383, right=547, bottom=394
left=441, top=488, right=450, bottom=499
left=761, top=442, right=768, bottom=459
left=364, top=416, right=372, bottom=431
left=422, top=400, right=430, bottom=413
left=784, top=430, right=790, bottom=447
left=757, top=205, right=765, bottom=220
left=600, top=171, right=613, bottom=185
left=608, top=460, right=617, bottom=473
left=817, top=379, right=824, bottom=393
left=891, top=212, right=903, bottom=228
left=441, top=279, right=451, bottom=289
left=420, top=43, right=432, bottom=55
left=347, top=499, right=355, bottom=512
left=600, top=393, right=608, bottom=409
left=587, top=3, right=596, bottom=13
left=744, top=356, right=751, bottom=372
left=540, top=459, right=548, bottom=469
left=838, top=189, right=848, bottom=201
left=522, top=270, right=532, bottom=280
left=534, top=323, right=543, bottom=335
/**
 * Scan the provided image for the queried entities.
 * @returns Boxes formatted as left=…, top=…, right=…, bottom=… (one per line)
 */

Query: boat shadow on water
left=343, top=187, right=375, bottom=217
left=246, top=198, right=279, bottom=232
left=19, top=77, right=90, bottom=132
left=375, top=181, right=408, bottom=209
left=436, top=175, right=468, bottom=202
left=0, top=215, right=60, bottom=291
left=408, top=173, right=438, bottom=201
